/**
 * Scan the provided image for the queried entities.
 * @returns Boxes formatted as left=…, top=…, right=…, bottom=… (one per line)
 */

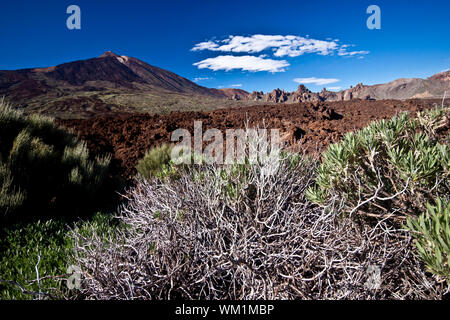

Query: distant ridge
left=247, top=70, right=450, bottom=103
left=0, top=52, right=448, bottom=119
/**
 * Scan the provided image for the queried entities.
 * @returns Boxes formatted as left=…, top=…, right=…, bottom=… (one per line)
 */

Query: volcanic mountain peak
left=0, top=51, right=233, bottom=114
left=100, top=51, right=120, bottom=58
left=99, top=51, right=130, bottom=64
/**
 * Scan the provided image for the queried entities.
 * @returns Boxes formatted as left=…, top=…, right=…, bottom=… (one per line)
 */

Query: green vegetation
left=1, top=99, right=449, bottom=299
left=0, top=163, right=25, bottom=216
left=406, top=198, right=450, bottom=282
left=0, top=219, right=72, bottom=299
left=0, top=100, right=111, bottom=223
left=306, top=105, right=449, bottom=282
left=0, top=101, right=118, bottom=299
left=0, top=213, right=118, bottom=299
left=136, top=143, right=178, bottom=180
left=306, top=107, right=449, bottom=220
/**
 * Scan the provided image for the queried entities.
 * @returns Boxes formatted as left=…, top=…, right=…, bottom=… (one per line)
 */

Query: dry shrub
left=72, top=146, right=448, bottom=299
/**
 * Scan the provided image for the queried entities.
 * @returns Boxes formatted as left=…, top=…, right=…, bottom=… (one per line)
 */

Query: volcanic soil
left=58, top=99, right=445, bottom=179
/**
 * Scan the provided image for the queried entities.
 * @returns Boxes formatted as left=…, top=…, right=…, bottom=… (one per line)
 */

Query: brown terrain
left=2, top=52, right=448, bottom=179
left=58, top=98, right=444, bottom=179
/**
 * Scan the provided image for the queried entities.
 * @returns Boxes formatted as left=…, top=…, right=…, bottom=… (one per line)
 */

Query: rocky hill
left=248, top=70, right=450, bottom=103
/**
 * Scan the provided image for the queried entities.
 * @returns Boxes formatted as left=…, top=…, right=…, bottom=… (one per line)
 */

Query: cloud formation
left=338, top=45, right=369, bottom=57
left=294, top=77, right=340, bottom=86
left=192, top=34, right=368, bottom=58
left=326, top=86, right=342, bottom=91
left=193, top=55, right=290, bottom=73
left=193, top=77, right=213, bottom=82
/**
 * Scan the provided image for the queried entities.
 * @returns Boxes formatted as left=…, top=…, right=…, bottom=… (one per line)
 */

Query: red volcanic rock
left=266, top=88, right=288, bottom=103
left=58, top=99, right=442, bottom=180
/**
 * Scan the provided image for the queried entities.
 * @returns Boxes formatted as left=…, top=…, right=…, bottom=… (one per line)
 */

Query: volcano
left=0, top=51, right=247, bottom=119
left=0, top=51, right=230, bottom=97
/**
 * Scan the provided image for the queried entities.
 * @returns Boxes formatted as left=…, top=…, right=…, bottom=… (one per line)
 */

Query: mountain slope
left=1, top=51, right=227, bottom=97
left=337, top=71, right=450, bottom=100
left=0, top=52, right=252, bottom=118
left=99, top=52, right=221, bottom=96
left=250, top=71, right=450, bottom=103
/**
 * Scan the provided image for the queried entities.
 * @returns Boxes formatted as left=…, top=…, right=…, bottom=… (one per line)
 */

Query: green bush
left=136, top=144, right=177, bottom=180
left=406, top=198, right=450, bottom=282
left=0, top=100, right=111, bottom=222
left=0, top=212, right=118, bottom=300
left=0, top=163, right=25, bottom=215
left=0, top=219, right=72, bottom=299
left=306, top=107, right=449, bottom=219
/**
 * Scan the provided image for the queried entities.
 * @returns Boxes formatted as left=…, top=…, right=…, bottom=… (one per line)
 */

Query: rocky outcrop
left=266, top=89, right=289, bottom=103
left=245, top=71, right=450, bottom=104
left=258, top=85, right=326, bottom=104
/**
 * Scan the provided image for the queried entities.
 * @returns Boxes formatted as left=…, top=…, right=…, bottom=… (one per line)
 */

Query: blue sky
left=0, top=0, right=449, bottom=93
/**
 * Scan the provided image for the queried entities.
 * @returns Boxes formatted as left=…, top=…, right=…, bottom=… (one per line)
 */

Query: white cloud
left=218, top=84, right=243, bottom=89
left=193, top=77, right=213, bottom=82
left=294, top=77, right=340, bottom=86
left=193, top=55, right=289, bottom=73
left=192, top=34, right=368, bottom=58
left=326, top=86, right=342, bottom=91
left=338, top=49, right=370, bottom=56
